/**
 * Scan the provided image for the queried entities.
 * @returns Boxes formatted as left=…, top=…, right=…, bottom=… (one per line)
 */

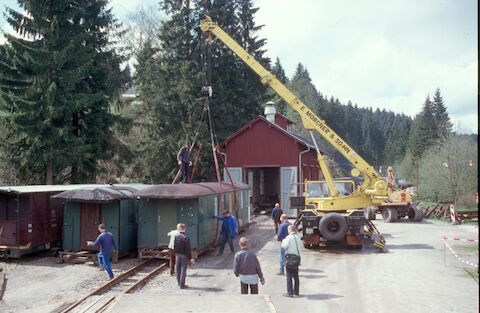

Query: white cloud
left=255, top=0, right=478, bottom=133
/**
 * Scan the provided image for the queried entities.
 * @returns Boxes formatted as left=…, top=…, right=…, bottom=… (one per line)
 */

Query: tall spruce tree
left=268, top=57, right=289, bottom=114
left=137, top=0, right=269, bottom=182
left=431, top=88, right=452, bottom=140
left=408, top=96, right=437, bottom=160
left=0, top=0, right=128, bottom=184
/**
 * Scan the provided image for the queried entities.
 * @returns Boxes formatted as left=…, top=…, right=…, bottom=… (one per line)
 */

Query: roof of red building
left=221, top=115, right=315, bottom=149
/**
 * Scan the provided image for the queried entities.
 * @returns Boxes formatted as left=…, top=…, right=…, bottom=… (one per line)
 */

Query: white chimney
left=264, top=101, right=276, bottom=123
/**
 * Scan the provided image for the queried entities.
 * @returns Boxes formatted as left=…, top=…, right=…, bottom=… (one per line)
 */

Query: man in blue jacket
left=87, top=224, right=117, bottom=279
left=215, top=210, right=238, bottom=256
left=276, top=214, right=291, bottom=275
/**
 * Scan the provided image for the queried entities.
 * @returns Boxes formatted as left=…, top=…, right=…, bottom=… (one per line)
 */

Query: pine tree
left=431, top=88, right=452, bottom=140
left=0, top=1, right=129, bottom=184
left=269, top=57, right=289, bottom=115
left=138, top=1, right=204, bottom=183
left=408, top=96, right=437, bottom=160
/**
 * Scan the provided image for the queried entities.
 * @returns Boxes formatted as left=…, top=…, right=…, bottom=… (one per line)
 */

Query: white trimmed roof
left=0, top=184, right=110, bottom=194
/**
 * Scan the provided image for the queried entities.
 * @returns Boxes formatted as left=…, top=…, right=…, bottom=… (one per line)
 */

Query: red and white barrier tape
left=443, top=239, right=478, bottom=268
left=441, top=236, right=478, bottom=243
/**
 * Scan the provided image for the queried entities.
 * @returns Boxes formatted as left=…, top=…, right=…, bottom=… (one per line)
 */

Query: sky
left=1, top=0, right=477, bottom=133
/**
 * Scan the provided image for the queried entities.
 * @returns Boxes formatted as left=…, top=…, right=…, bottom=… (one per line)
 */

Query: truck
left=200, top=16, right=422, bottom=250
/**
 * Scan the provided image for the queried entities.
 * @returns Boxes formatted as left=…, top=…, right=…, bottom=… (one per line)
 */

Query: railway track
left=61, top=258, right=167, bottom=313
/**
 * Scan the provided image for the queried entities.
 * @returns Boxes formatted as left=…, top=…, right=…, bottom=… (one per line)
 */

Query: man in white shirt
left=167, top=224, right=181, bottom=276
left=281, top=225, right=302, bottom=297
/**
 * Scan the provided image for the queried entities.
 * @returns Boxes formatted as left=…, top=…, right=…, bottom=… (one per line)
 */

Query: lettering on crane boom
left=300, top=106, right=351, bottom=154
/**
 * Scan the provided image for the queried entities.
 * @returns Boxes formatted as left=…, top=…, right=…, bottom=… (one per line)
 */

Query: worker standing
left=386, top=166, right=396, bottom=191
left=174, top=223, right=195, bottom=289
left=233, top=237, right=265, bottom=294
left=276, top=214, right=291, bottom=275
left=215, top=210, right=238, bottom=256
left=281, top=225, right=302, bottom=297
left=87, top=224, right=117, bottom=280
left=167, top=224, right=181, bottom=276
left=271, top=203, right=283, bottom=234
left=177, top=143, right=192, bottom=183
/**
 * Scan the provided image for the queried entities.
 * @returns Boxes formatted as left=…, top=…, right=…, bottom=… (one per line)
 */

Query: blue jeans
left=279, top=247, right=285, bottom=273
left=97, top=253, right=105, bottom=270
left=286, top=266, right=299, bottom=295
left=219, top=233, right=234, bottom=254
left=98, top=252, right=114, bottom=279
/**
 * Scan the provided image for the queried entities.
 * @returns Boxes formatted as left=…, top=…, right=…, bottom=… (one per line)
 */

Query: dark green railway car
left=53, top=184, right=147, bottom=255
left=134, top=182, right=250, bottom=257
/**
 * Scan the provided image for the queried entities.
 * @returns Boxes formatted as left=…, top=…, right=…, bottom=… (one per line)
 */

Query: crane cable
left=201, top=5, right=241, bottom=244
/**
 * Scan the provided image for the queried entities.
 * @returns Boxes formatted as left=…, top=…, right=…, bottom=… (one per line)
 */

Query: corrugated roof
left=133, top=182, right=249, bottom=199
left=52, top=184, right=149, bottom=203
left=0, top=184, right=110, bottom=195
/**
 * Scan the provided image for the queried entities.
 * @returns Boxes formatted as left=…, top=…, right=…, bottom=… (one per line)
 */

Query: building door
left=80, top=203, right=101, bottom=251
left=280, top=167, right=297, bottom=216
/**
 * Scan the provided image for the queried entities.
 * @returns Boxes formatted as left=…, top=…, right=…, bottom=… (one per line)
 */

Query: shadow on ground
left=385, top=244, right=434, bottom=250
left=300, top=293, right=343, bottom=300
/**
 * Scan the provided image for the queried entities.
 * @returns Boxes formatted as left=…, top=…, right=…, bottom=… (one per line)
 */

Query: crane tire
left=382, top=208, right=398, bottom=223
left=414, top=207, right=424, bottom=222
left=364, top=207, right=377, bottom=220
left=408, top=207, right=416, bottom=221
left=319, top=213, right=348, bottom=241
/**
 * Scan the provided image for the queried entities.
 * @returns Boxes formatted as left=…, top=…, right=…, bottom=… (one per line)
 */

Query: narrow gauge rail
left=61, top=259, right=167, bottom=313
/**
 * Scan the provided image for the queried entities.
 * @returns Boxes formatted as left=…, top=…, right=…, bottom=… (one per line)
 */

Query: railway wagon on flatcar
left=133, top=182, right=250, bottom=258
left=52, top=185, right=148, bottom=260
left=0, top=185, right=100, bottom=258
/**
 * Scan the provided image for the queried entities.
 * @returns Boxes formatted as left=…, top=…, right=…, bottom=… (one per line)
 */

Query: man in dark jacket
left=234, top=237, right=265, bottom=294
left=87, top=224, right=117, bottom=279
left=174, top=223, right=195, bottom=289
left=215, top=210, right=238, bottom=255
left=271, top=203, right=283, bottom=234
left=177, top=143, right=192, bottom=183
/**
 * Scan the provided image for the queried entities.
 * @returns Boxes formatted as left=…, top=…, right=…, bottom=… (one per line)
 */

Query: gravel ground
left=0, top=215, right=478, bottom=313
left=0, top=253, right=142, bottom=313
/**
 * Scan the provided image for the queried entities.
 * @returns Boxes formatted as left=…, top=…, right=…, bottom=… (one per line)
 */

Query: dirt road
left=1, top=215, right=478, bottom=313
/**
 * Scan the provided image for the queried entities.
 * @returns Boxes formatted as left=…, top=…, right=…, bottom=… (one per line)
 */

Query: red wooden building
left=221, top=104, right=322, bottom=215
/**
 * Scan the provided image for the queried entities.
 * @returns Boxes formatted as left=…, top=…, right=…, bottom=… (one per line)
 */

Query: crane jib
left=300, top=106, right=352, bottom=155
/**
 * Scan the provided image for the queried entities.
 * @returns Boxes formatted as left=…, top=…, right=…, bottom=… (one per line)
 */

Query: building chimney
left=264, top=101, right=276, bottom=123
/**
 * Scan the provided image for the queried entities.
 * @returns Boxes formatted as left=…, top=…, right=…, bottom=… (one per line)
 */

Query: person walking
left=276, top=214, right=291, bottom=275
left=177, top=143, right=192, bottom=183
left=215, top=210, right=238, bottom=255
left=174, top=223, right=195, bottom=289
left=87, top=224, right=117, bottom=280
left=167, top=224, right=181, bottom=276
left=271, top=203, right=283, bottom=234
left=281, top=225, right=302, bottom=297
left=233, top=237, right=265, bottom=294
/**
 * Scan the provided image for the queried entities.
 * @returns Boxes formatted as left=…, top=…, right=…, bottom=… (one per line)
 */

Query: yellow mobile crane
left=201, top=16, right=421, bottom=249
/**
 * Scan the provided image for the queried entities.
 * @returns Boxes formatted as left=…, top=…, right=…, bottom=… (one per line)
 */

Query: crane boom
left=201, top=16, right=390, bottom=211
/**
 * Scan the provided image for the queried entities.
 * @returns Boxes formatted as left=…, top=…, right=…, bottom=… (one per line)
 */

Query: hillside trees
left=418, top=134, right=477, bottom=203
left=0, top=0, right=129, bottom=184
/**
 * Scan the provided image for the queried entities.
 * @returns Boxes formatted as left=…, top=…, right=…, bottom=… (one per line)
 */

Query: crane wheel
left=414, top=207, right=424, bottom=222
left=382, top=208, right=398, bottom=223
left=365, top=207, right=376, bottom=220
left=408, top=204, right=424, bottom=222
left=319, top=213, right=348, bottom=241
